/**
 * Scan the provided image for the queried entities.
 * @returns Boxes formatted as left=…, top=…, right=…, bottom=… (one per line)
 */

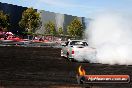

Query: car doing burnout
left=61, top=40, right=96, bottom=62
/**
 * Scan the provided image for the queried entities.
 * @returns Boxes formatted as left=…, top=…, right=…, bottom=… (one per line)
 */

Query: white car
left=61, top=40, right=96, bottom=62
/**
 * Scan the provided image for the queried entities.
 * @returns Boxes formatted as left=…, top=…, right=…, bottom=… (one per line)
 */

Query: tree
left=44, top=21, right=56, bottom=35
left=19, top=8, right=41, bottom=33
left=58, top=27, right=63, bottom=35
left=67, top=18, right=83, bottom=37
left=0, top=10, right=10, bottom=31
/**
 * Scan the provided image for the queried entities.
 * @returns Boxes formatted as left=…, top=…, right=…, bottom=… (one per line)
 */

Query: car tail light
left=72, top=50, right=74, bottom=54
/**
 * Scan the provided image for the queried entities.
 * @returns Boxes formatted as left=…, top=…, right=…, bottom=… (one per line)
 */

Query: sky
left=0, top=0, right=132, bottom=18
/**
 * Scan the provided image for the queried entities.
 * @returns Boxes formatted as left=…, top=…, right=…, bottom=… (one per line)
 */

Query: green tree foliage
left=44, top=21, right=56, bottom=35
left=67, top=18, right=83, bottom=37
left=58, top=27, right=63, bottom=35
left=0, top=11, right=10, bottom=31
left=19, top=8, right=41, bottom=32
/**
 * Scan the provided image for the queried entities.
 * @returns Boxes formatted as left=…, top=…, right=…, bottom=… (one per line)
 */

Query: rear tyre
left=67, top=53, right=74, bottom=62
left=66, top=53, right=70, bottom=60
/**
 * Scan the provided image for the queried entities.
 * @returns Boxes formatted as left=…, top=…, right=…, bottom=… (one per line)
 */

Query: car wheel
left=66, top=52, right=69, bottom=59
left=66, top=53, right=71, bottom=61
left=67, top=53, right=74, bottom=62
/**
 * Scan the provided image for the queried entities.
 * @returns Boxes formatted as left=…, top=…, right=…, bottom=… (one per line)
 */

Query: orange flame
left=78, top=65, right=86, bottom=76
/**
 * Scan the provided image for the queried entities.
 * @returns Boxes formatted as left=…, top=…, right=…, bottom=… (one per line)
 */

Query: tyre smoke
left=85, top=12, right=132, bottom=65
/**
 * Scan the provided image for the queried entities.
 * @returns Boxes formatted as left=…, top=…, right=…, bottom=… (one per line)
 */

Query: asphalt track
left=0, top=46, right=131, bottom=88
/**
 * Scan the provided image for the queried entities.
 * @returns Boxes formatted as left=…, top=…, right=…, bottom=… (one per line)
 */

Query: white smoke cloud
left=74, top=47, right=97, bottom=63
left=85, top=12, right=132, bottom=65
